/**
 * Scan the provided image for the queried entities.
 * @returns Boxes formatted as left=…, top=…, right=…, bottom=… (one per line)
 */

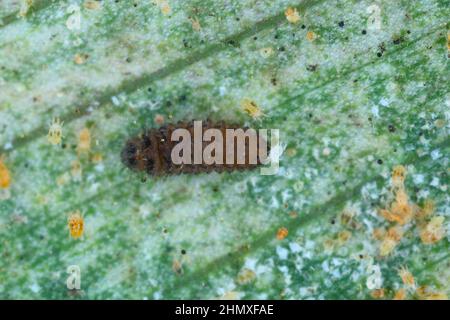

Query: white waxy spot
left=153, top=291, right=162, bottom=300
left=413, top=174, right=424, bottom=185
left=371, top=105, right=379, bottom=118
left=379, top=98, right=389, bottom=107
left=276, top=246, right=289, bottom=260
left=30, top=283, right=40, bottom=293
left=219, top=86, right=226, bottom=96
left=430, top=177, right=440, bottom=187
left=139, top=204, right=151, bottom=218
left=111, top=96, right=120, bottom=106
left=244, top=258, right=257, bottom=270
left=321, top=260, right=330, bottom=272
left=417, top=189, right=430, bottom=199
left=289, top=242, right=301, bottom=253
left=430, top=149, right=441, bottom=160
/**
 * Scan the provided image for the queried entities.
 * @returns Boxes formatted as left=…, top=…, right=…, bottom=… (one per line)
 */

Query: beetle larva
left=121, top=120, right=269, bottom=175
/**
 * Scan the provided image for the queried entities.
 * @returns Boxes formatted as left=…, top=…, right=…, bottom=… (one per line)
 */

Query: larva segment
left=121, top=121, right=268, bottom=176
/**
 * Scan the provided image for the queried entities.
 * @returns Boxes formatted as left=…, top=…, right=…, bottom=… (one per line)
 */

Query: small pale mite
left=121, top=120, right=268, bottom=175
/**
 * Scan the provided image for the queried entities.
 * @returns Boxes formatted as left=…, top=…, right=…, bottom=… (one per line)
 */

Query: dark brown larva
left=121, top=120, right=268, bottom=175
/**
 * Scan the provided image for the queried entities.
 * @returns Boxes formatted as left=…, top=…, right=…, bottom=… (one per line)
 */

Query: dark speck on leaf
left=393, top=36, right=404, bottom=45
left=338, top=21, right=345, bottom=28
left=227, top=39, right=239, bottom=47
left=306, top=64, right=318, bottom=72
left=388, top=124, right=396, bottom=132
left=377, top=159, right=383, bottom=165
left=362, top=30, right=367, bottom=35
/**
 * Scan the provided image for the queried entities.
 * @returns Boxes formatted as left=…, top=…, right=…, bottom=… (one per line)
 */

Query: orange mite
left=68, top=210, right=84, bottom=239
left=371, top=288, right=385, bottom=299
left=416, top=199, right=434, bottom=220
left=77, top=127, right=91, bottom=154
left=0, top=156, right=11, bottom=189
left=391, top=165, right=407, bottom=189
left=393, top=288, right=407, bottom=300
left=306, top=31, right=316, bottom=41
left=379, top=170, right=414, bottom=225
left=276, top=227, right=288, bottom=240
left=419, top=216, right=445, bottom=244
left=379, top=226, right=403, bottom=256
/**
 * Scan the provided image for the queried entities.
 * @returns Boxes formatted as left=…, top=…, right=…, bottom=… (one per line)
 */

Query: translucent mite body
left=47, top=118, right=64, bottom=145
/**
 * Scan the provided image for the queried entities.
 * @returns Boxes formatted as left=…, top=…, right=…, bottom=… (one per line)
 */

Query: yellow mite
left=47, top=118, right=64, bottom=145
left=285, top=7, right=300, bottom=24
left=0, top=156, right=11, bottom=189
left=241, top=98, right=265, bottom=119
left=68, top=210, right=84, bottom=239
